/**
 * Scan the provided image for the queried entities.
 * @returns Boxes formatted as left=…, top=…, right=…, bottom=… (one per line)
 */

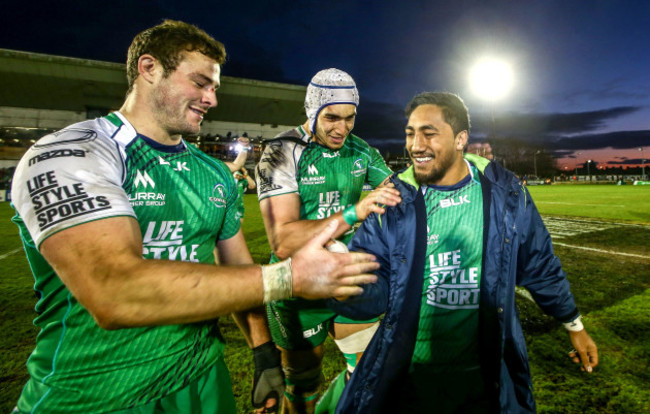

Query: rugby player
left=225, top=136, right=252, bottom=173
left=10, top=21, right=379, bottom=414
left=329, top=92, right=599, bottom=413
left=234, top=167, right=256, bottom=224
left=255, top=68, right=401, bottom=413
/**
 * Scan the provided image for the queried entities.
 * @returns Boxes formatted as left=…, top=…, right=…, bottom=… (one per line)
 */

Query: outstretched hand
left=568, top=329, right=599, bottom=373
left=291, top=220, right=379, bottom=299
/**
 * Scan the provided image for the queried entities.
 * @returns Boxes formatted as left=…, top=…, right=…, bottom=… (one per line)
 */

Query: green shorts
left=111, top=357, right=236, bottom=414
left=267, top=298, right=378, bottom=350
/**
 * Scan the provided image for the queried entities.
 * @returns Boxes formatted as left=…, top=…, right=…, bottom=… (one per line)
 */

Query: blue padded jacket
left=328, top=155, right=579, bottom=413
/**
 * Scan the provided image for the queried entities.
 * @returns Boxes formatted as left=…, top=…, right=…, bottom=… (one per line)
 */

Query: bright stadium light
left=469, top=58, right=514, bottom=101
left=468, top=57, right=514, bottom=145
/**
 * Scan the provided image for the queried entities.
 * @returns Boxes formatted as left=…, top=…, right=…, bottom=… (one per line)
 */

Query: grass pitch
left=528, top=183, right=650, bottom=223
left=1, top=184, right=649, bottom=413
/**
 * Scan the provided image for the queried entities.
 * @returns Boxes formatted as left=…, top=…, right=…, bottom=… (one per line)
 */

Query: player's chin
left=183, top=123, right=201, bottom=136
left=328, top=137, right=346, bottom=148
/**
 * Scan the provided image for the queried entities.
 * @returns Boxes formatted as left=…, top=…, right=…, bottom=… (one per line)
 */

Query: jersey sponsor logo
left=158, top=156, right=171, bottom=166
left=130, top=171, right=166, bottom=207
left=440, top=195, right=470, bottom=208
left=301, top=164, right=326, bottom=185
left=425, top=249, right=480, bottom=309
left=300, top=175, right=326, bottom=185
left=129, top=192, right=166, bottom=206
left=142, top=220, right=200, bottom=261
left=27, top=171, right=112, bottom=231
left=317, top=191, right=346, bottom=218
left=32, top=128, right=97, bottom=148
left=134, top=170, right=156, bottom=189
left=209, top=183, right=227, bottom=207
left=350, top=158, right=367, bottom=177
left=323, top=151, right=340, bottom=158
left=28, top=149, right=86, bottom=166
left=426, top=226, right=440, bottom=245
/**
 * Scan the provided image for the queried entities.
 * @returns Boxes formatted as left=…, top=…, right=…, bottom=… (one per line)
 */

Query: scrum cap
left=305, top=68, right=359, bottom=134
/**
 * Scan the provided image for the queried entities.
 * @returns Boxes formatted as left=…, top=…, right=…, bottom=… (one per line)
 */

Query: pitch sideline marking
left=553, top=242, right=649, bottom=260
left=544, top=216, right=649, bottom=228
left=0, top=248, right=22, bottom=260
left=538, top=201, right=626, bottom=208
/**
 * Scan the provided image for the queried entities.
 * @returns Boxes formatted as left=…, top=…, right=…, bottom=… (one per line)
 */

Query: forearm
left=228, top=150, right=248, bottom=172
left=79, top=259, right=266, bottom=329
left=246, top=176, right=256, bottom=189
left=233, top=307, right=272, bottom=348
left=272, top=213, right=352, bottom=259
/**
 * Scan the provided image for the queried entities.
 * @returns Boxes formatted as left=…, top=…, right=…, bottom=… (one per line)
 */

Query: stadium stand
left=0, top=48, right=309, bottom=199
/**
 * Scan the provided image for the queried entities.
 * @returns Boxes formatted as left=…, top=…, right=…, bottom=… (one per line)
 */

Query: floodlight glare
left=469, top=58, right=514, bottom=101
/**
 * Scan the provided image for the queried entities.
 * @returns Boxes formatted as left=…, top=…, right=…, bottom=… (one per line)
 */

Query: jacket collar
left=395, top=153, right=493, bottom=201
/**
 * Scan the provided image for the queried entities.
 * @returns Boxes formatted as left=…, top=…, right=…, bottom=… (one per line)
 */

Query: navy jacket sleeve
left=326, top=212, right=390, bottom=320
left=516, top=188, right=579, bottom=322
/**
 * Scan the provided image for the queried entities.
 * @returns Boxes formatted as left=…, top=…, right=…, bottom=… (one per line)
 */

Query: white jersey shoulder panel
left=255, top=127, right=309, bottom=200
left=11, top=116, right=137, bottom=247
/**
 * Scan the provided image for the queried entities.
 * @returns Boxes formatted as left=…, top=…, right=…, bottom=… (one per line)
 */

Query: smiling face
left=312, top=104, right=357, bottom=150
left=150, top=50, right=220, bottom=139
left=405, top=104, right=468, bottom=186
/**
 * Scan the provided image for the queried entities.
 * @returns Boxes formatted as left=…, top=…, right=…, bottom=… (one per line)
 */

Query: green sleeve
left=219, top=172, right=242, bottom=240
left=366, top=146, right=393, bottom=188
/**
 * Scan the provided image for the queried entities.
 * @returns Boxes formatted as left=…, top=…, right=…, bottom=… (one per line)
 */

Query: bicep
left=39, top=216, right=143, bottom=311
left=259, top=193, right=301, bottom=237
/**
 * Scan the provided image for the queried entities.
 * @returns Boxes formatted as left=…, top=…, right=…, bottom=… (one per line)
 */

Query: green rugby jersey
left=411, top=163, right=484, bottom=371
left=235, top=175, right=248, bottom=218
left=11, top=112, right=239, bottom=413
left=256, top=125, right=392, bottom=252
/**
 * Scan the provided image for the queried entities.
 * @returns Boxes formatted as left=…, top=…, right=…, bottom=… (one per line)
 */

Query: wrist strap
left=261, top=259, right=293, bottom=303
left=563, top=315, right=584, bottom=332
left=342, top=205, right=358, bottom=226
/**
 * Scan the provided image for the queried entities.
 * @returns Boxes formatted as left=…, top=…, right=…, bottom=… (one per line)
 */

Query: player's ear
left=138, top=54, right=160, bottom=84
left=455, top=130, right=468, bottom=150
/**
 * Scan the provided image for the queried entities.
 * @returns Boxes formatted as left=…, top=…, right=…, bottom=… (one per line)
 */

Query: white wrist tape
left=261, top=259, right=293, bottom=303
left=563, top=315, right=584, bottom=332
left=334, top=322, right=380, bottom=354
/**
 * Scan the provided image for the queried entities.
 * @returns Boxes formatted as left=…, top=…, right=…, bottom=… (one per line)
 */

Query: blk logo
left=173, top=161, right=190, bottom=172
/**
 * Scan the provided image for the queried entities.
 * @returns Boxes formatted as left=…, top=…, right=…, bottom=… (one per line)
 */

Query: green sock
left=342, top=352, right=357, bottom=372
left=315, top=370, right=348, bottom=414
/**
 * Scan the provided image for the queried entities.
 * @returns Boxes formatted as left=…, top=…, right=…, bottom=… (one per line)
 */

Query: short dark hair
left=404, top=92, right=471, bottom=136
left=125, top=20, right=227, bottom=94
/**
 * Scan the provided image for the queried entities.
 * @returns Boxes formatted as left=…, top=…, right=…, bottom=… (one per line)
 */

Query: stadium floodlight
left=469, top=58, right=514, bottom=102
left=640, top=147, right=646, bottom=180
left=469, top=57, right=514, bottom=143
